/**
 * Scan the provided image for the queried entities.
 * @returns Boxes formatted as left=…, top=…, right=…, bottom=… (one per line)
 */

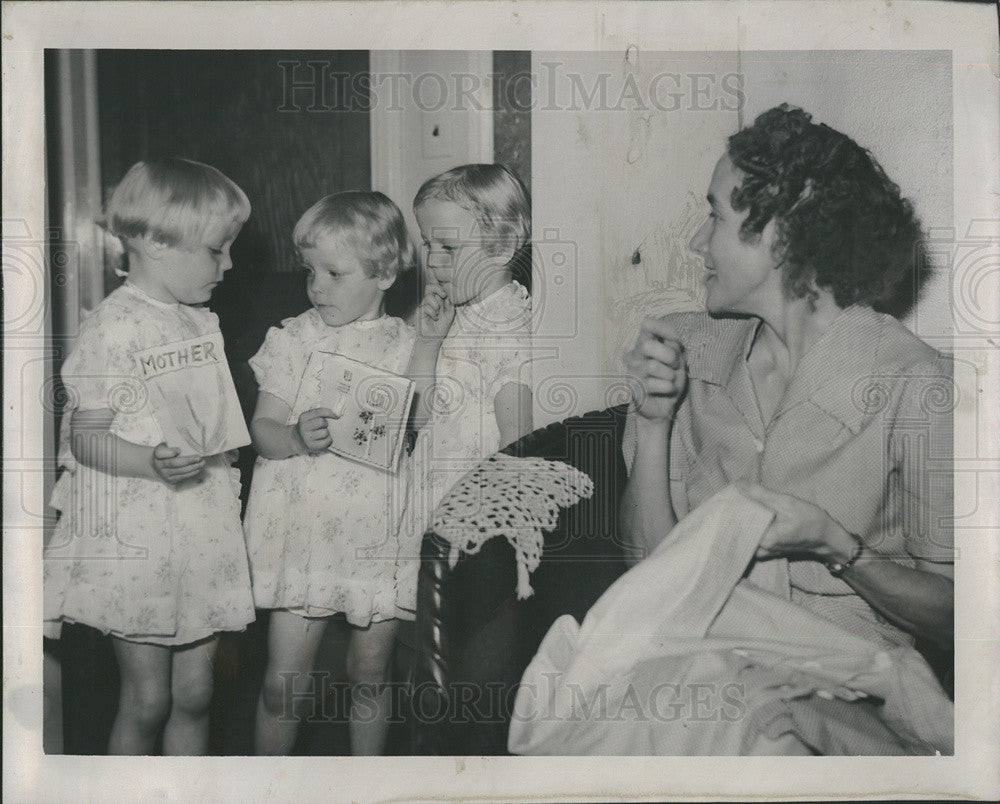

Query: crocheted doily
left=431, top=454, right=595, bottom=599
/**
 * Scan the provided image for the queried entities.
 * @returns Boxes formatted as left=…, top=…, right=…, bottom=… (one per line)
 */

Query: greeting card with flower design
left=133, top=332, right=251, bottom=456
left=290, top=351, right=415, bottom=472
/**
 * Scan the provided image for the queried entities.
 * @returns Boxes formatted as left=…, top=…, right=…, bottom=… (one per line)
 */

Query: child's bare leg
left=347, top=619, right=399, bottom=756
left=255, top=611, right=328, bottom=755
left=163, top=636, right=218, bottom=755
left=108, top=637, right=171, bottom=755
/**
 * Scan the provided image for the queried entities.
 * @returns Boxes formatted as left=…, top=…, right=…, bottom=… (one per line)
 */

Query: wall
left=370, top=51, right=494, bottom=249
left=493, top=51, right=532, bottom=198
left=531, top=50, right=952, bottom=426
left=96, top=50, right=372, bottom=364
left=98, top=50, right=371, bottom=278
left=740, top=50, right=952, bottom=342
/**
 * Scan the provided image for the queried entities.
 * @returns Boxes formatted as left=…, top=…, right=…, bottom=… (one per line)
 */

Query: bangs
left=106, top=159, right=250, bottom=249
left=414, top=164, right=530, bottom=254
left=293, top=192, right=415, bottom=279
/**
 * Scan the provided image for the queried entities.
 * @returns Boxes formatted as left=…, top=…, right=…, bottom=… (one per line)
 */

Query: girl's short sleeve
left=380, top=318, right=418, bottom=376
left=486, top=330, right=532, bottom=403
left=249, top=320, right=303, bottom=409
left=483, top=289, right=533, bottom=402
left=61, top=302, right=139, bottom=413
left=395, top=322, right=418, bottom=375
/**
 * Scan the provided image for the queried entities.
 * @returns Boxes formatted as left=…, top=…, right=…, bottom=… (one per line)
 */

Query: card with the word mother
left=133, top=332, right=251, bottom=456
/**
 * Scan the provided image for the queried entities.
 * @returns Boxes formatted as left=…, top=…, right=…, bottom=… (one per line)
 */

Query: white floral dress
left=395, top=281, right=533, bottom=616
left=43, top=282, right=255, bottom=646
left=243, top=309, right=416, bottom=626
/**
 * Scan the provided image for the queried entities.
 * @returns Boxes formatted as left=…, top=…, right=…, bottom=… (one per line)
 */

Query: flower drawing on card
left=353, top=426, right=369, bottom=447
left=289, top=351, right=415, bottom=472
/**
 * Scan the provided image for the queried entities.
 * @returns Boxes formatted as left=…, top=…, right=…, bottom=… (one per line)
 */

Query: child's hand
left=151, top=442, right=206, bottom=484
left=295, top=407, right=337, bottom=454
left=417, top=282, right=455, bottom=341
left=625, top=317, right=688, bottom=423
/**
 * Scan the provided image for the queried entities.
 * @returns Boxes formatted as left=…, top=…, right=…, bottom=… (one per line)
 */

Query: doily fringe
left=431, top=454, right=595, bottom=599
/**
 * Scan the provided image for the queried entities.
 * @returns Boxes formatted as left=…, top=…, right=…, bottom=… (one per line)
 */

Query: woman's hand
left=737, top=482, right=857, bottom=563
left=295, top=407, right=337, bottom=454
left=625, top=317, right=688, bottom=423
left=739, top=481, right=953, bottom=647
left=416, top=280, right=455, bottom=342
left=151, top=442, right=206, bottom=484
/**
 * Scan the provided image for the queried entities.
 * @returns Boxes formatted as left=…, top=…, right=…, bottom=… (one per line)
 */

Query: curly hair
left=726, top=104, right=925, bottom=309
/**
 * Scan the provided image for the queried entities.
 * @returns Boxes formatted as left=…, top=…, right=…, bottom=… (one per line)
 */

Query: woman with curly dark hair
left=617, top=105, right=953, bottom=754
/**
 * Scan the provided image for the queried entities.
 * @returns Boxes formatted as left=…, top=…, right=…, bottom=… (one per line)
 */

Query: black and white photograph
left=4, top=1, right=999, bottom=801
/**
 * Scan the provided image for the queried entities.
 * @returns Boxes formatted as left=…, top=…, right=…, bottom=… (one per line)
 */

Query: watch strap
left=827, top=533, right=865, bottom=578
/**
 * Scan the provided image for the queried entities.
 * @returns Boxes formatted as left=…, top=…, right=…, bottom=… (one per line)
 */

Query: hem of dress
left=257, top=603, right=398, bottom=628
left=44, top=616, right=252, bottom=647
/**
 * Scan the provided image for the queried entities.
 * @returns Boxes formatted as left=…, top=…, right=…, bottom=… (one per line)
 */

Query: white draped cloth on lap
left=507, top=485, right=953, bottom=756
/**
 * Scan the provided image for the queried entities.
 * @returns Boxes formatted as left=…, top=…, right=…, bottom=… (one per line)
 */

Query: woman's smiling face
left=688, top=154, right=783, bottom=317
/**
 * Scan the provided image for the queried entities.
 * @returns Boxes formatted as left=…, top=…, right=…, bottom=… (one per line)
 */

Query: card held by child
left=291, top=350, right=415, bottom=472
left=133, top=331, right=251, bottom=456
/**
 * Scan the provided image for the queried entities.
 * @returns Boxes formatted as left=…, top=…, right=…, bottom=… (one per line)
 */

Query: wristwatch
left=826, top=533, right=865, bottom=577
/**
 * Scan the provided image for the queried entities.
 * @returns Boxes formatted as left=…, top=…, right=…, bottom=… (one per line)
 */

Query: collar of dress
left=682, top=305, right=892, bottom=434
left=457, top=280, right=527, bottom=317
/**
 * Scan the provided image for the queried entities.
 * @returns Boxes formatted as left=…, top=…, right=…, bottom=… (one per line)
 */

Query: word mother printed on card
left=133, top=332, right=250, bottom=456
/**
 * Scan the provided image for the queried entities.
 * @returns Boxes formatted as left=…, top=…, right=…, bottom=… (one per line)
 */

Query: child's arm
left=406, top=340, right=444, bottom=432
left=70, top=408, right=205, bottom=484
left=494, top=381, right=533, bottom=449
left=406, top=283, right=455, bottom=432
left=250, top=391, right=336, bottom=459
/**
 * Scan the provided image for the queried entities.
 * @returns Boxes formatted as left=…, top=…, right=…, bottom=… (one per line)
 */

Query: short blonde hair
left=413, top=164, right=531, bottom=256
left=293, top=191, right=415, bottom=280
left=106, top=158, right=250, bottom=250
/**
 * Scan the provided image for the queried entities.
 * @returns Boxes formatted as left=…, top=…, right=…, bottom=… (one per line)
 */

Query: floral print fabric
left=243, top=309, right=416, bottom=626
left=395, top=281, right=533, bottom=616
left=43, top=282, right=255, bottom=646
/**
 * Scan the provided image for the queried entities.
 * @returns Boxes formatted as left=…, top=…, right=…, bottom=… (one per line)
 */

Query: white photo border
left=3, top=2, right=998, bottom=801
